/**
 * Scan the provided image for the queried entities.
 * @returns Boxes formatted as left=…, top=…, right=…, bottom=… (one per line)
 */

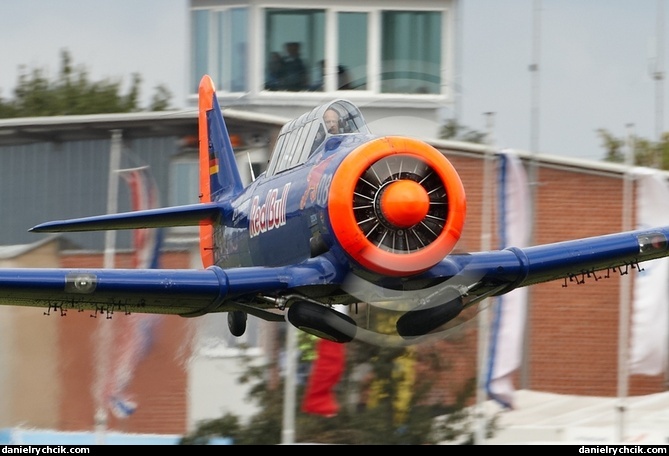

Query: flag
left=105, top=166, right=164, bottom=418
left=301, top=307, right=347, bottom=417
left=486, top=151, right=530, bottom=409
left=118, top=167, right=162, bottom=269
left=629, top=169, right=669, bottom=375
left=107, top=313, right=162, bottom=418
left=301, top=338, right=346, bottom=417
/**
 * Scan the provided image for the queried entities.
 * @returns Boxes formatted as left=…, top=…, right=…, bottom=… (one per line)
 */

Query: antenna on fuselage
left=247, top=152, right=256, bottom=181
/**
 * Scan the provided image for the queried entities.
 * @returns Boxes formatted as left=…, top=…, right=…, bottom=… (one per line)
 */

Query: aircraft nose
left=379, top=179, right=430, bottom=228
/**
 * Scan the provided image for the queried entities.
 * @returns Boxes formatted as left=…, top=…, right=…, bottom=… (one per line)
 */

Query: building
left=187, top=0, right=459, bottom=140
left=0, top=0, right=667, bottom=442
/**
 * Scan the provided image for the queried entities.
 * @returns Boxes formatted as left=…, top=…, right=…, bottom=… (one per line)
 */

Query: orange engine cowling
left=328, top=136, right=467, bottom=277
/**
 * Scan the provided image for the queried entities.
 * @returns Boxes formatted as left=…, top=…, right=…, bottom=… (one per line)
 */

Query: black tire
left=228, top=310, right=247, bottom=337
left=396, top=298, right=464, bottom=339
left=287, top=301, right=356, bottom=343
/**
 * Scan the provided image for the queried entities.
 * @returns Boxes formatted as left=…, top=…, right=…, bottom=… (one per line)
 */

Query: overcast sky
left=0, top=1, right=666, bottom=161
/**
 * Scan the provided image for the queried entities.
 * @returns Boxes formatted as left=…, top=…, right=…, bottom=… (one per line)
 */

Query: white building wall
left=187, top=348, right=264, bottom=431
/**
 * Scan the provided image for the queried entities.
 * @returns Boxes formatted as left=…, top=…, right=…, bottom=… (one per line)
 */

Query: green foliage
left=150, top=84, right=173, bottom=112
left=179, top=414, right=241, bottom=445
left=439, top=118, right=486, bottom=144
left=596, top=128, right=626, bottom=163
left=597, top=128, right=669, bottom=169
left=0, top=49, right=172, bottom=118
left=180, top=328, right=493, bottom=445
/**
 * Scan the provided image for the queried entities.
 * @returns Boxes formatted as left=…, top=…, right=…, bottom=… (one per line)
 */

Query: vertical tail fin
left=198, top=75, right=244, bottom=267
left=198, top=75, right=244, bottom=201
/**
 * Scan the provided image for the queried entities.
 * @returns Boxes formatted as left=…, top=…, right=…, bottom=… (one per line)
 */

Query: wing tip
left=29, top=222, right=55, bottom=233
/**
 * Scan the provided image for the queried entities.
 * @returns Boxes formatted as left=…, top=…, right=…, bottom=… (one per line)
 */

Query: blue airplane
left=0, top=74, right=668, bottom=346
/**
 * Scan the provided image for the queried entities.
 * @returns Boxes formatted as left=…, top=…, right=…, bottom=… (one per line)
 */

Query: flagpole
left=653, top=0, right=669, bottom=388
left=281, top=324, right=298, bottom=444
left=653, top=0, right=665, bottom=169
left=95, top=129, right=122, bottom=445
left=475, top=112, right=495, bottom=445
left=104, top=129, right=122, bottom=272
left=615, top=123, right=635, bottom=442
left=522, top=0, right=542, bottom=390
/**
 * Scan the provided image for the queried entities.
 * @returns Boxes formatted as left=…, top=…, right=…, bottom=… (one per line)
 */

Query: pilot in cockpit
left=309, top=101, right=370, bottom=155
left=323, top=108, right=341, bottom=134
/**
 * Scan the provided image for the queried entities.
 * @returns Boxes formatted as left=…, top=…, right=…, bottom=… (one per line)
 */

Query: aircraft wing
left=374, top=225, right=669, bottom=340
left=424, top=225, right=669, bottom=305
left=0, top=255, right=340, bottom=318
left=2, top=225, right=668, bottom=342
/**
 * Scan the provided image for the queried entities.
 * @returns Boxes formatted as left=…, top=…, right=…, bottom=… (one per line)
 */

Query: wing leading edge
left=426, top=225, right=669, bottom=303
left=383, top=226, right=669, bottom=340
left=0, top=255, right=340, bottom=318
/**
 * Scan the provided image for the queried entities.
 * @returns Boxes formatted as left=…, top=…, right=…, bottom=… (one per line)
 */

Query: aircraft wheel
left=396, top=298, right=464, bottom=339
left=228, top=310, right=247, bottom=337
left=287, top=301, right=356, bottom=343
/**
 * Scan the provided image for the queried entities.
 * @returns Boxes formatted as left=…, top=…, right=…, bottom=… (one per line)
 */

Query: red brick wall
left=57, top=250, right=193, bottom=434
left=530, top=166, right=664, bottom=395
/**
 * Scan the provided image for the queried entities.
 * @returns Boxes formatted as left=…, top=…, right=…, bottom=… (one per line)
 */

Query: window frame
left=190, top=6, right=250, bottom=94
left=257, top=5, right=451, bottom=100
left=190, top=4, right=454, bottom=102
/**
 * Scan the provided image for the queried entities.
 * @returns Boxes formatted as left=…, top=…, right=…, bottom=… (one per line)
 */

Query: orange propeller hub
left=380, top=180, right=430, bottom=228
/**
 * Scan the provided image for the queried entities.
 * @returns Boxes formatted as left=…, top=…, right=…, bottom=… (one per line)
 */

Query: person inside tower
left=265, top=51, right=284, bottom=90
left=281, top=42, right=308, bottom=91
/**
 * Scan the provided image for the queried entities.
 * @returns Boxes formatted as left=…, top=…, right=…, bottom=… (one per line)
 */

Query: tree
left=0, top=49, right=172, bottom=118
left=150, top=84, right=173, bottom=112
left=597, top=128, right=669, bottom=170
left=439, top=118, right=486, bottom=144
left=181, top=315, right=497, bottom=445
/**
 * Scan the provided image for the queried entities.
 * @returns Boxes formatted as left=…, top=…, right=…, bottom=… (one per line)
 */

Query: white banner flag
left=629, top=169, right=669, bottom=375
left=486, top=151, right=530, bottom=408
